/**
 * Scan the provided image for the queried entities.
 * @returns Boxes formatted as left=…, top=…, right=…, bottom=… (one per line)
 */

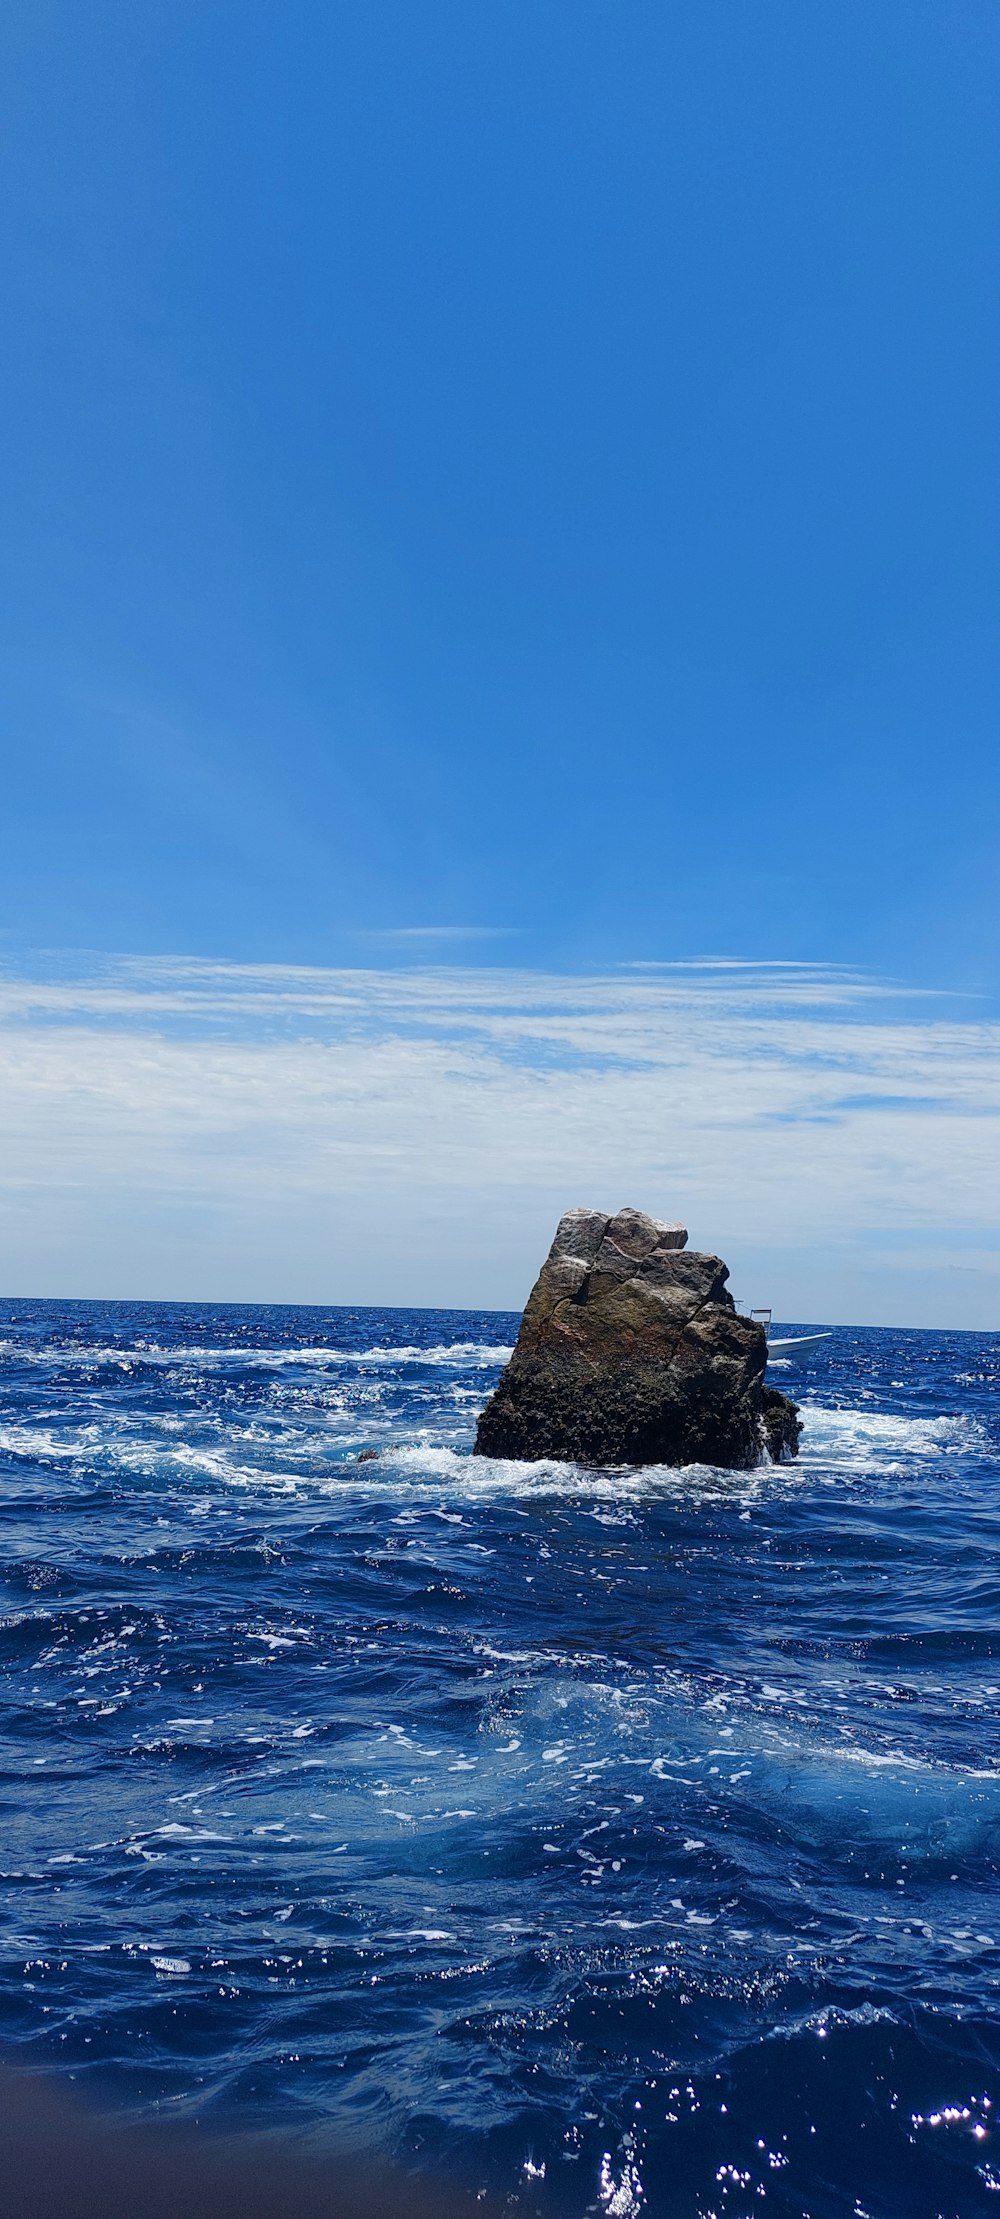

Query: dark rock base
left=476, top=1356, right=799, bottom=1469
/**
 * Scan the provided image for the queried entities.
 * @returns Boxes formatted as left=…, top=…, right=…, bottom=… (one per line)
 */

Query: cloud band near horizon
left=0, top=956, right=997, bottom=1325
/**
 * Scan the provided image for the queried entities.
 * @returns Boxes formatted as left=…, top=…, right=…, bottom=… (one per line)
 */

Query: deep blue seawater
left=1, top=1301, right=998, bottom=2217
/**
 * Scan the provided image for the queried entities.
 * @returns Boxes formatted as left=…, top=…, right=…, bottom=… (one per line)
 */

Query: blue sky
left=1, top=6, right=999, bottom=1313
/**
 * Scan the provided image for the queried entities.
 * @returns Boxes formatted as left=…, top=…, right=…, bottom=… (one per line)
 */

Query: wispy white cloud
left=0, top=956, right=997, bottom=1320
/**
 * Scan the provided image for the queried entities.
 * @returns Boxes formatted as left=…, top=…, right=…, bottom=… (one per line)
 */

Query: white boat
left=746, top=1309, right=832, bottom=1361
left=766, top=1332, right=832, bottom=1359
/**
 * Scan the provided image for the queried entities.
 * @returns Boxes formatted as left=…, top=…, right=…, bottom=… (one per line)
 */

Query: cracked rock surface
left=475, top=1206, right=801, bottom=1469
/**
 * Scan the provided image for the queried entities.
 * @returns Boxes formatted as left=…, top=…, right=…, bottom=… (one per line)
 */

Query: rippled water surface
left=1, top=1300, right=999, bottom=2215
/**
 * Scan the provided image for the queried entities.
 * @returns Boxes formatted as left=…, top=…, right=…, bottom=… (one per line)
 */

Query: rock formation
left=474, top=1206, right=800, bottom=1469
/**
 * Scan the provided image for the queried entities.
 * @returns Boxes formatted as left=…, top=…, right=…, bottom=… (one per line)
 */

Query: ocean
left=0, top=1300, right=998, bottom=2216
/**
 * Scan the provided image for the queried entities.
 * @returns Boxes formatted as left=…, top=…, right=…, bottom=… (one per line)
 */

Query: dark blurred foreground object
left=0, top=2064, right=496, bottom=2219
left=475, top=1206, right=800, bottom=1469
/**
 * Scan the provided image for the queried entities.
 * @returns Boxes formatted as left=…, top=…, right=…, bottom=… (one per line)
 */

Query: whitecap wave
left=3, top=1339, right=514, bottom=1372
left=379, top=1441, right=766, bottom=1504
left=797, top=1403, right=987, bottom=1473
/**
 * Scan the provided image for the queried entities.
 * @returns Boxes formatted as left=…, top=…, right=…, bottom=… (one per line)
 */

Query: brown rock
left=474, top=1206, right=801, bottom=1470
